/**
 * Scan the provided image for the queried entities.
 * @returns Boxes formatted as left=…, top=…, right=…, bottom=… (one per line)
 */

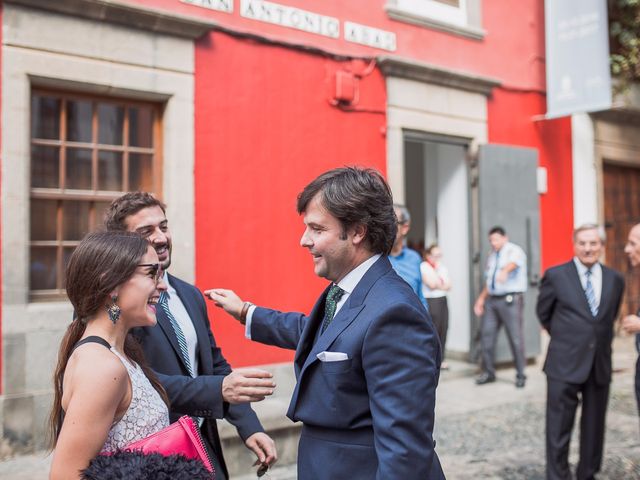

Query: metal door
left=471, top=144, right=541, bottom=363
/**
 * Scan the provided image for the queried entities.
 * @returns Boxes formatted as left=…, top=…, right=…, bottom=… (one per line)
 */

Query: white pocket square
left=316, top=351, right=349, bottom=362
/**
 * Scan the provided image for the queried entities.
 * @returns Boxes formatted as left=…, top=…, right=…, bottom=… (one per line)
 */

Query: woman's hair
left=425, top=243, right=440, bottom=256
left=48, top=231, right=169, bottom=449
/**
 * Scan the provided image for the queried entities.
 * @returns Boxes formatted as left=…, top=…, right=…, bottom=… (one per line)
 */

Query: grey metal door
left=471, top=144, right=541, bottom=364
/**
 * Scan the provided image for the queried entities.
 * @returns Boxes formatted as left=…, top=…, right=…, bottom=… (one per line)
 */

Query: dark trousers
left=202, top=423, right=227, bottom=480
left=426, top=296, right=448, bottom=360
left=546, top=369, right=609, bottom=480
left=480, top=294, right=526, bottom=379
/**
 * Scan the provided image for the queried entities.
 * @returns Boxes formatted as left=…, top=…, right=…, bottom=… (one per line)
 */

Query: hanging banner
left=545, top=0, right=612, bottom=118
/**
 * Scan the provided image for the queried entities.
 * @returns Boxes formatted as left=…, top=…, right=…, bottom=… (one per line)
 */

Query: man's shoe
left=515, top=377, right=526, bottom=388
left=475, top=373, right=496, bottom=385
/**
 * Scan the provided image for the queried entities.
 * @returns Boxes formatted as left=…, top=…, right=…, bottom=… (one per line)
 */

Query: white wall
left=571, top=113, right=599, bottom=226
left=435, top=144, right=471, bottom=353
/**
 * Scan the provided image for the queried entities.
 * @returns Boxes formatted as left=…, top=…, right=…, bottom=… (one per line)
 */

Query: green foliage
left=609, top=0, right=640, bottom=86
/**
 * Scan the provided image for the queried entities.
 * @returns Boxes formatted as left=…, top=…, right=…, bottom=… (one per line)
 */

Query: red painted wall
left=129, top=0, right=545, bottom=91
left=488, top=88, right=574, bottom=272
left=193, top=32, right=387, bottom=366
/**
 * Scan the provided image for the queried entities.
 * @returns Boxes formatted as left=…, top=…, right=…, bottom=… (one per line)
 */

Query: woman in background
left=49, top=231, right=169, bottom=479
left=421, top=243, right=452, bottom=369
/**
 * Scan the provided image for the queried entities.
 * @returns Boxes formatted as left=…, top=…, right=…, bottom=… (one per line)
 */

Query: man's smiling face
left=124, top=205, right=173, bottom=271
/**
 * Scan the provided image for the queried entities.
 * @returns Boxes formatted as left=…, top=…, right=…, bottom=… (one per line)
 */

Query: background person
left=208, top=167, right=444, bottom=480
left=49, top=231, right=170, bottom=479
left=421, top=243, right=451, bottom=369
left=473, top=226, right=528, bottom=387
left=537, top=224, right=624, bottom=480
left=105, top=193, right=277, bottom=479
left=388, top=204, right=429, bottom=311
left=622, top=222, right=640, bottom=418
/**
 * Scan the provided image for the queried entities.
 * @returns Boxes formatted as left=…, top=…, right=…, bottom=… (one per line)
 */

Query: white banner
left=545, top=0, right=612, bottom=118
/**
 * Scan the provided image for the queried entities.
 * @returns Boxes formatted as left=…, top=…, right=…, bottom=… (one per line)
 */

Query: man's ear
left=351, top=224, right=367, bottom=246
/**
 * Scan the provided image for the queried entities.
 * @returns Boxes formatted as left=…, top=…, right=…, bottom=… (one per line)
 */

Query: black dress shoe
left=475, top=373, right=496, bottom=385
left=515, top=377, right=526, bottom=388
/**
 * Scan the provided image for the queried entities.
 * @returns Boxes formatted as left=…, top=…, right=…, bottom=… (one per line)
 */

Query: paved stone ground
left=434, top=334, right=640, bottom=480
left=3, top=335, right=640, bottom=479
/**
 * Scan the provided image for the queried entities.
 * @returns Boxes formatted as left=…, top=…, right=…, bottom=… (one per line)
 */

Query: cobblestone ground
left=435, top=334, right=640, bottom=479
left=3, top=336, right=640, bottom=479
left=436, top=392, right=640, bottom=479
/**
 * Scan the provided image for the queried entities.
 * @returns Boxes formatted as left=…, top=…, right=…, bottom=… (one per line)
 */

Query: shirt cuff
left=245, top=304, right=257, bottom=339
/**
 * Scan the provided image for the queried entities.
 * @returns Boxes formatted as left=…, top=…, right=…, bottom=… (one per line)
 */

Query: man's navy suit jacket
left=537, top=261, right=625, bottom=386
left=251, top=256, right=446, bottom=480
left=132, top=274, right=263, bottom=478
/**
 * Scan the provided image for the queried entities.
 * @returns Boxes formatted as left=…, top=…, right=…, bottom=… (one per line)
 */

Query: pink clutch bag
left=124, top=415, right=214, bottom=474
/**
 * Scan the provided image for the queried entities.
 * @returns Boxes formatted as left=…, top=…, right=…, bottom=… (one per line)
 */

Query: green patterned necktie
left=321, top=284, right=345, bottom=333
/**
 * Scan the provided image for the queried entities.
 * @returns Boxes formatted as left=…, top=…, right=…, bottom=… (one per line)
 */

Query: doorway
left=603, top=162, right=640, bottom=318
left=403, top=132, right=471, bottom=357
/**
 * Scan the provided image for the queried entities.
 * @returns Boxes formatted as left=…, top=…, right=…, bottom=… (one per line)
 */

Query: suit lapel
left=298, top=256, right=390, bottom=376
left=597, top=266, right=613, bottom=320
left=294, top=285, right=330, bottom=374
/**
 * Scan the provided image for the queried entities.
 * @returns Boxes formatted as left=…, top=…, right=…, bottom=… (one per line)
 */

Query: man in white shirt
left=473, top=226, right=528, bottom=387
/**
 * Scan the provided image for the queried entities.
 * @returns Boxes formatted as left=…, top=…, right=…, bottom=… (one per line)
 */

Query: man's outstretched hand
left=206, top=289, right=245, bottom=322
left=222, top=369, right=275, bottom=403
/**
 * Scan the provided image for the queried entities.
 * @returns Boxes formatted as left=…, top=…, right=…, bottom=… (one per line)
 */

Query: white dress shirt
left=572, top=257, right=602, bottom=309
left=245, top=254, right=382, bottom=338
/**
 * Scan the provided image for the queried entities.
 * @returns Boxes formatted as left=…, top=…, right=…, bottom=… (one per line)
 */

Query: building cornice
left=377, top=55, right=500, bottom=96
left=5, top=0, right=217, bottom=39
left=384, top=6, right=485, bottom=41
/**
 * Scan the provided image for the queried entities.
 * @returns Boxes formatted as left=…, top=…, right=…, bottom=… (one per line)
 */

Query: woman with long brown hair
left=49, top=231, right=170, bottom=479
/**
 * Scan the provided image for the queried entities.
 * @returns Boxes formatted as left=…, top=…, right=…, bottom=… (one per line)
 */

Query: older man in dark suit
left=209, top=167, right=445, bottom=480
left=537, top=224, right=624, bottom=480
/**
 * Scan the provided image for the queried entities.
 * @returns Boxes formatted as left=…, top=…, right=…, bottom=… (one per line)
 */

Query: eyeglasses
left=137, top=263, right=163, bottom=283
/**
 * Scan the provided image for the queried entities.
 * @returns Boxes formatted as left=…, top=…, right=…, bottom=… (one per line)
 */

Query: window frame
left=385, top=0, right=484, bottom=40
left=29, top=88, right=163, bottom=301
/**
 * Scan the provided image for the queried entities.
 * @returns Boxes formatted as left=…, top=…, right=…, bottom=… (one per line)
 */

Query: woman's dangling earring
left=106, top=295, right=121, bottom=324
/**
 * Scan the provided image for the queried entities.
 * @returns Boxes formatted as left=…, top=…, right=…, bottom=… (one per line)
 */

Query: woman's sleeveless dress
left=100, top=347, right=169, bottom=453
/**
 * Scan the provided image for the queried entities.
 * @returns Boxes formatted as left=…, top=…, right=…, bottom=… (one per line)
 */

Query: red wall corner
left=488, top=88, right=574, bottom=273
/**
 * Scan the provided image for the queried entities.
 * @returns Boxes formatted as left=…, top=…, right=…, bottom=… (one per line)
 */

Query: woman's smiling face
left=114, top=246, right=166, bottom=327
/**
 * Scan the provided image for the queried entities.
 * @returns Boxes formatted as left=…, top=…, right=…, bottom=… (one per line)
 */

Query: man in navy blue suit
left=105, top=193, right=277, bottom=479
left=209, top=167, right=445, bottom=479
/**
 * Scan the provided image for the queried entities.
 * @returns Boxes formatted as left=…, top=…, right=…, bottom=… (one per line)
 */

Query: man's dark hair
left=296, top=166, right=397, bottom=254
left=104, top=192, right=166, bottom=231
left=489, top=226, right=506, bottom=236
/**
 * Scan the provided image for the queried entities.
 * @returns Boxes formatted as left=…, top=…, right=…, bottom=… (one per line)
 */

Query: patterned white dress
left=100, top=347, right=169, bottom=453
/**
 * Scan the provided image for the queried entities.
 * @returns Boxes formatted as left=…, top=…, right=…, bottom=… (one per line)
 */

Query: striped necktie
left=584, top=269, right=598, bottom=317
left=321, top=284, right=345, bottom=333
left=158, top=291, right=195, bottom=377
